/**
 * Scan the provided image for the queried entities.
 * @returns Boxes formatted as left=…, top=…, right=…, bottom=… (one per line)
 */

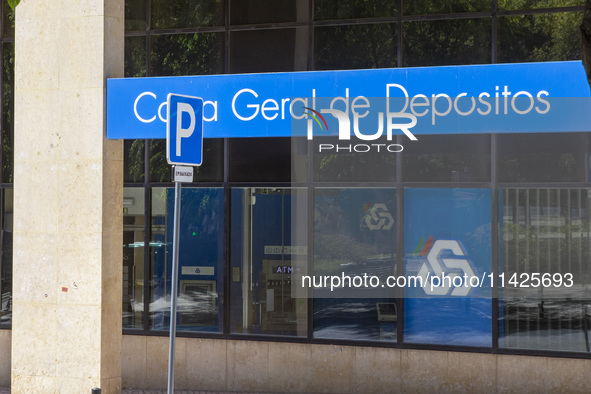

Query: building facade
left=1, top=0, right=591, bottom=392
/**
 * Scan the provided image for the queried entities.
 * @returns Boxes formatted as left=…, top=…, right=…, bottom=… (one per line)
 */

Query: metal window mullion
left=491, top=0, right=497, bottom=63
left=142, top=136, right=151, bottom=332
left=309, top=0, right=314, bottom=71
left=223, top=183, right=231, bottom=336
left=0, top=40, right=4, bottom=184
left=396, top=133, right=404, bottom=345
left=527, top=190, right=532, bottom=344
left=0, top=189, right=4, bottom=322
left=536, top=188, right=540, bottom=340
left=578, top=190, right=582, bottom=284
left=225, top=0, right=230, bottom=74
left=143, top=185, right=152, bottom=333
left=146, top=0, right=152, bottom=77
left=307, top=184, right=314, bottom=341
left=503, top=189, right=510, bottom=345
left=491, top=133, right=499, bottom=350
left=397, top=0, right=403, bottom=68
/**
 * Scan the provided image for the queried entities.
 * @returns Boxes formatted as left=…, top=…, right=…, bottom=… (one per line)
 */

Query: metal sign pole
left=167, top=178, right=182, bottom=394
left=165, top=92, right=202, bottom=394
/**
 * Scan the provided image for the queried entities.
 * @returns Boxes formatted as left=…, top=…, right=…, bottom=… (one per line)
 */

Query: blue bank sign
left=106, top=61, right=591, bottom=140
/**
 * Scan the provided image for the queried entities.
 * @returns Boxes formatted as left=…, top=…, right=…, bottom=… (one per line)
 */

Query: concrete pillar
left=12, top=0, right=124, bottom=392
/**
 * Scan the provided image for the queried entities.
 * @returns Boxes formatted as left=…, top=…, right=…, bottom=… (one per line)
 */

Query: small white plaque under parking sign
left=174, top=166, right=193, bottom=183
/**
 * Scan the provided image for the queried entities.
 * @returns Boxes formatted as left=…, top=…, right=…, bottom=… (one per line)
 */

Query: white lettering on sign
left=176, top=102, right=196, bottom=156
left=134, top=92, right=218, bottom=124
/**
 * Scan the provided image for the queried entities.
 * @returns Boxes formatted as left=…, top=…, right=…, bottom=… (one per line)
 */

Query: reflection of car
left=1, top=291, right=11, bottom=323
left=339, top=256, right=396, bottom=279
left=126, top=289, right=218, bottom=329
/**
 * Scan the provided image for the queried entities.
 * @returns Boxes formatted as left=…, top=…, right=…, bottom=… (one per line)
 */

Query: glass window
left=497, top=133, right=591, bottom=183
left=148, top=139, right=223, bottom=183
left=2, top=42, right=14, bottom=183
left=123, top=187, right=146, bottom=329
left=403, top=0, right=490, bottom=15
left=402, top=134, right=491, bottom=182
left=230, top=0, right=308, bottom=25
left=499, top=188, right=591, bottom=352
left=151, top=33, right=225, bottom=77
left=230, top=28, right=308, bottom=73
left=0, top=189, right=12, bottom=325
left=230, top=188, right=308, bottom=336
left=152, top=0, right=224, bottom=29
left=403, top=18, right=491, bottom=67
left=124, top=139, right=145, bottom=183
left=498, top=12, right=583, bottom=63
left=312, top=135, right=397, bottom=183
left=125, top=36, right=147, bottom=78
left=315, top=0, right=396, bottom=20
left=125, top=0, right=147, bottom=31
left=404, top=188, right=492, bottom=347
left=229, top=137, right=306, bottom=183
left=3, top=4, right=14, bottom=37
left=313, top=188, right=397, bottom=341
left=498, top=0, right=584, bottom=11
left=150, top=187, right=225, bottom=332
left=314, top=23, right=397, bottom=71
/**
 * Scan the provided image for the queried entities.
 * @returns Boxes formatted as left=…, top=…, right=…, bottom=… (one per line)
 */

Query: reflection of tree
left=127, top=139, right=145, bottom=182
left=404, top=0, right=489, bottom=14
left=583, top=0, right=591, bottom=86
left=499, top=10, right=583, bottom=63
left=2, top=43, right=14, bottom=183
left=404, top=18, right=491, bottom=67
left=499, top=153, right=579, bottom=182
left=313, top=138, right=396, bottom=181
left=502, top=188, right=591, bottom=340
left=504, top=221, right=591, bottom=278
left=148, top=140, right=170, bottom=182
left=499, top=0, right=584, bottom=11
left=315, top=0, right=396, bottom=20
left=403, top=153, right=490, bottom=182
left=125, top=36, right=146, bottom=78
left=151, top=0, right=224, bottom=29
left=314, top=152, right=395, bottom=182
left=502, top=189, right=591, bottom=281
left=151, top=33, right=224, bottom=77
left=315, top=23, right=397, bottom=70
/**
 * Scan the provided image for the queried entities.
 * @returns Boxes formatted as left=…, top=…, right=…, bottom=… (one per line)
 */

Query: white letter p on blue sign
left=166, top=93, right=203, bottom=166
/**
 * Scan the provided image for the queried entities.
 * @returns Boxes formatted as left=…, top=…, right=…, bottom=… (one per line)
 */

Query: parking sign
left=166, top=93, right=203, bottom=166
